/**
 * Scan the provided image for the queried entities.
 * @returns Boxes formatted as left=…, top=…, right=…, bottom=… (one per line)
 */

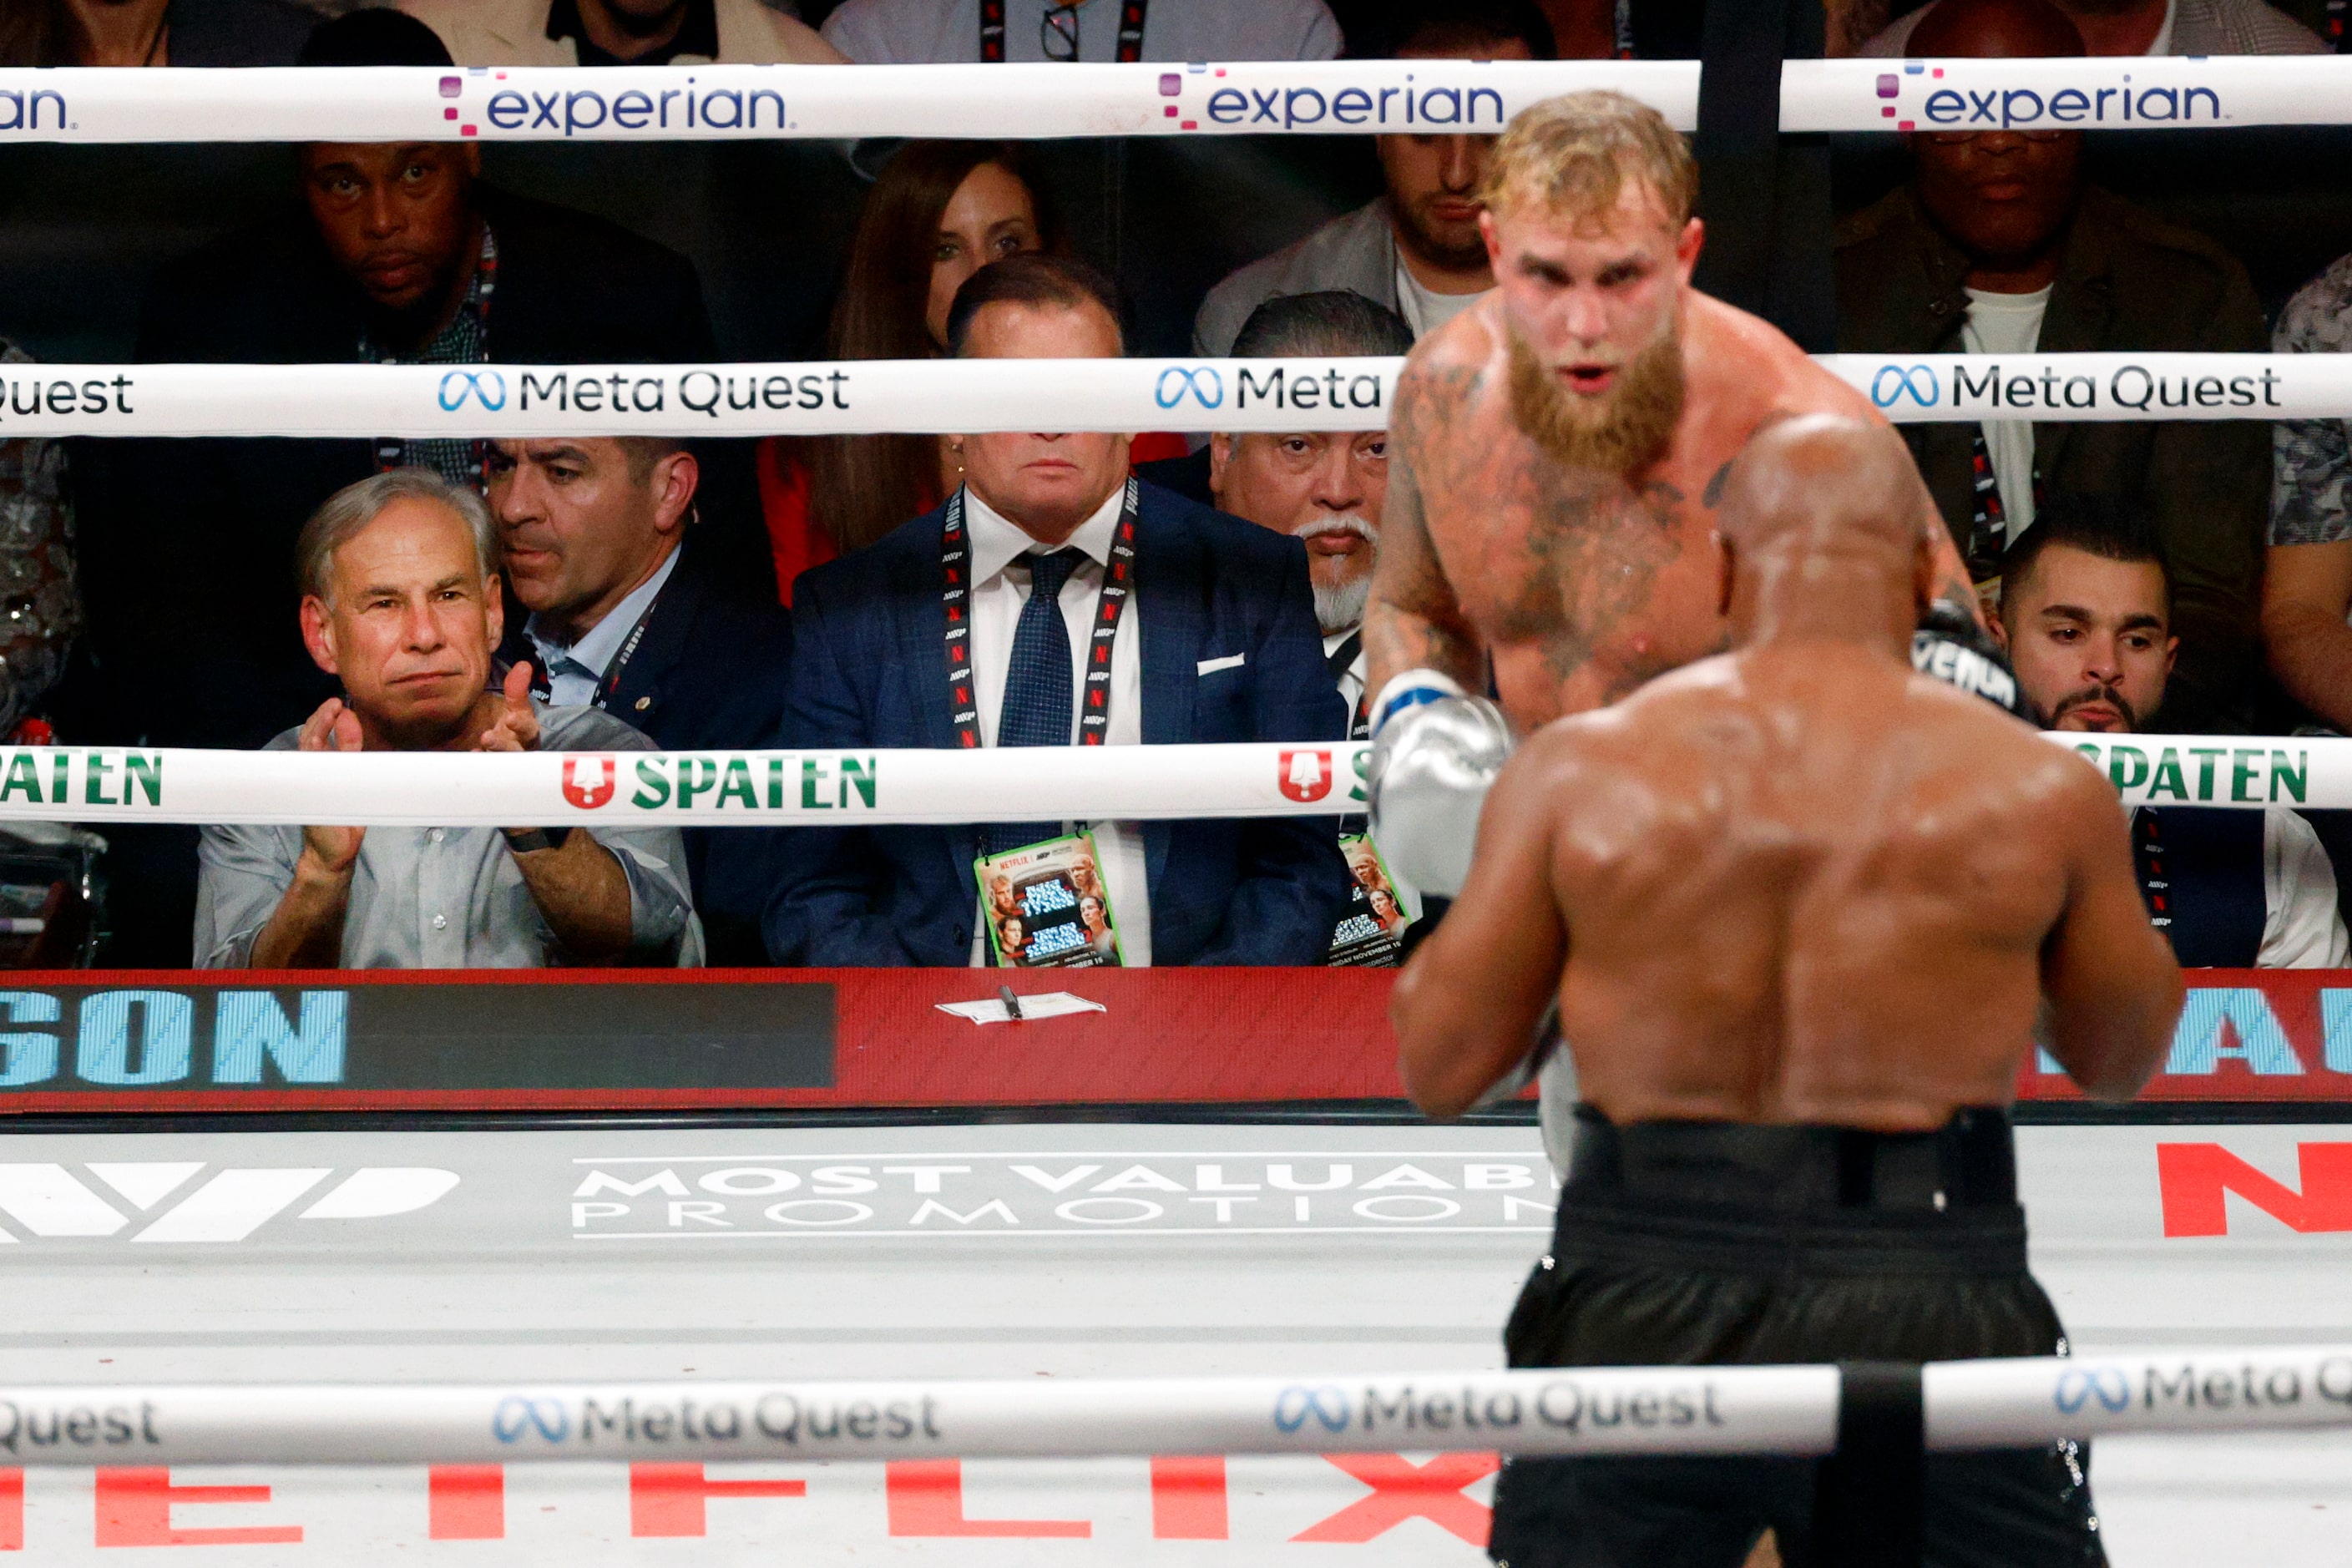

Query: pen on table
left=999, top=985, right=1024, bottom=1021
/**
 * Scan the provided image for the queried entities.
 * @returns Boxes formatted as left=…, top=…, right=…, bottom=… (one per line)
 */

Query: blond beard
left=1507, top=319, right=1686, bottom=478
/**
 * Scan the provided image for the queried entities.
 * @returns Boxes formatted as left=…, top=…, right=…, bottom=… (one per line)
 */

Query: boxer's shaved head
left=1716, top=415, right=1939, bottom=648
left=1720, top=415, right=1928, bottom=557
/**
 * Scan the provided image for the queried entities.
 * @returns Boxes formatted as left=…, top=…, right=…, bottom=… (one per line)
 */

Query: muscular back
left=1373, top=291, right=1978, bottom=729
left=1406, top=646, right=2174, bottom=1130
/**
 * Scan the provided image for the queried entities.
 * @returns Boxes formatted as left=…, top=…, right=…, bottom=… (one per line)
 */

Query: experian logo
left=1874, top=61, right=2222, bottom=132
left=0, top=1163, right=458, bottom=1243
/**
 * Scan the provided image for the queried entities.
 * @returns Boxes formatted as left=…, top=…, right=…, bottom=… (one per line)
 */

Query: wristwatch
left=501, top=827, right=572, bottom=855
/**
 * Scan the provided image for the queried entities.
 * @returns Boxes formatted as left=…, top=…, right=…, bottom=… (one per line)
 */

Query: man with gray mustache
left=1208, top=291, right=1416, bottom=735
left=1207, top=291, right=1418, bottom=963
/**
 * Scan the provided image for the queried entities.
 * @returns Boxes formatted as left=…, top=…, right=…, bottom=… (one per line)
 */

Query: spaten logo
left=438, top=369, right=508, bottom=412
left=1871, top=364, right=1940, bottom=410
left=2053, top=1367, right=2131, bottom=1415
left=1156, top=366, right=1224, bottom=411
left=493, top=1397, right=570, bottom=1444
left=1273, top=1385, right=1351, bottom=1434
left=562, top=757, right=617, bottom=810
left=1278, top=748, right=1334, bottom=803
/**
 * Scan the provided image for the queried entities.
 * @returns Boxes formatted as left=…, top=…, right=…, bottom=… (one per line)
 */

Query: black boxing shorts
left=1487, top=1107, right=2105, bottom=1568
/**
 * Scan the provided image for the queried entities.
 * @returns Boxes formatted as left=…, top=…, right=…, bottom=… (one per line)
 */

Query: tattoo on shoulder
left=1702, top=459, right=1733, bottom=510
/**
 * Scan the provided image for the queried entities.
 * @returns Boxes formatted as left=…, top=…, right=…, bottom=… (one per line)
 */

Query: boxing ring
left=1, top=49, right=2351, bottom=1566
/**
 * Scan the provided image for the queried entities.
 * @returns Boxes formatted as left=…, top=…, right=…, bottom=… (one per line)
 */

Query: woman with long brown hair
left=759, top=141, right=1059, bottom=599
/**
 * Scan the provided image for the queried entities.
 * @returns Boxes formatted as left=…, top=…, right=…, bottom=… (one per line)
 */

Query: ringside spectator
left=821, top=0, right=1340, bottom=64
left=2265, top=254, right=2352, bottom=732
left=759, top=142, right=1060, bottom=599
left=403, top=0, right=844, bottom=65
left=195, top=471, right=702, bottom=970
left=1995, top=498, right=2347, bottom=968
left=1835, top=0, right=2269, bottom=733
left=1191, top=0, right=1563, bottom=357
left=1863, top=0, right=2325, bottom=54
left=1196, top=291, right=1413, bottom=731
left=74, top=11, right=753, bottom=965
left=0, top=342, right=78, bottom=741
left=0, top=0, right=313, bottom=66
left=1152, top=291, right=1414, bottom=964
left=766, top=254, right=1351, bottom=967
left=489, top=436, right=793, bottom=964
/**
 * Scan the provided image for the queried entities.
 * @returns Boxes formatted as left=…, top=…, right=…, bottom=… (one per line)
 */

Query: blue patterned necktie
left=981, top=547, right=1085, bottom=857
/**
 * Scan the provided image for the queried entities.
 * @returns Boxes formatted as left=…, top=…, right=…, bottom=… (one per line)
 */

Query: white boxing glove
left=1366, top=669, right=1514, bottom=900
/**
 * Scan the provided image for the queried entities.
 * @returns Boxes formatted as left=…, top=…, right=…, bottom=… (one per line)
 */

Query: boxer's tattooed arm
left=1363, top=434, right=1487, bottom=698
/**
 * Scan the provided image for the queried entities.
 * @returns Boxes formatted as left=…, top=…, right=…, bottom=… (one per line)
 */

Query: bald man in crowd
left=1393, top=417, right=2180, bottom=1567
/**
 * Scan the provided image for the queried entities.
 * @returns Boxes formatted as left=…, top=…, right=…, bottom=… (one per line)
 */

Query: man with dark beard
left=1362, top=90, right=1983, bottom=902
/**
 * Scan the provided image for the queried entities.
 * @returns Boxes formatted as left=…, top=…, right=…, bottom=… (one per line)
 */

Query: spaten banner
left=0, top=733, right=2334, bottom=827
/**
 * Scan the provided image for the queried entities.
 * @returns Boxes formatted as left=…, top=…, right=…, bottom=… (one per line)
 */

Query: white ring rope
left=0, top=1348, right=2345, bottom=1465
left=0, top=352, right=2339, bottom=438
left=0, top=60, right=1697, bottom=144
left=0, top=1367, right=1844, bottom=1465
left=0, top=732, right=2322, bottom=827
left=3, top=58, right=2349, bottom=143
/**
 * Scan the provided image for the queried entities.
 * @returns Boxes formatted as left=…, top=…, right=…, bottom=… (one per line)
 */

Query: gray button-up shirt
left=195, top=706, right=703, bottom=969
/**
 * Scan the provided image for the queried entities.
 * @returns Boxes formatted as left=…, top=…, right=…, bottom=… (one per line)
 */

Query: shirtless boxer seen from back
left=1391, top=417, right=2181, bottom=1568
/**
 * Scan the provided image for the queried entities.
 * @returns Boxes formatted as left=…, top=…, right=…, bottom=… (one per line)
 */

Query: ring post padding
left=1819, top=1362, right=1925, bottom=1568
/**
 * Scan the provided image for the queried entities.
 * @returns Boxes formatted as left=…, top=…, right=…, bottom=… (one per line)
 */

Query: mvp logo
left=0, top=1163, right=458, bottom=1243
left=2156, top=1142, right=2352, bottom=1237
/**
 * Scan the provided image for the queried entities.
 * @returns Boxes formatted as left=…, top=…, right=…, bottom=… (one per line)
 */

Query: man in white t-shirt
left=1834, top=0, right=2270, bottom=731
left=1192, top=0, right=1569, bottom=357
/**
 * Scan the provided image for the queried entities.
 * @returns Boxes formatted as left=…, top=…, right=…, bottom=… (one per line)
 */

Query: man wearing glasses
left=1834, top=0, right=2269, bottom=735
left=819, top=0, right=1341, bottom=63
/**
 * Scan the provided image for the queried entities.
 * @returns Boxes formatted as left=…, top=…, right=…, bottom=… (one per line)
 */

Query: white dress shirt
left=525, top=545, right=680, bottom=709
left=1324, top=626, right=1366, bottom=723
left=961, top=483, right=1152, bottom=966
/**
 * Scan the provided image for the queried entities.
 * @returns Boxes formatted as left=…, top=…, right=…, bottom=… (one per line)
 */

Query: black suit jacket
left=74, top=185, right=767, bottom=751
left=503, top=543, right=794, bottom=965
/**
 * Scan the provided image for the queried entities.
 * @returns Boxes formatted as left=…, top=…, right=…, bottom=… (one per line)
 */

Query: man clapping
left=195, top=470, right=701, bottom=969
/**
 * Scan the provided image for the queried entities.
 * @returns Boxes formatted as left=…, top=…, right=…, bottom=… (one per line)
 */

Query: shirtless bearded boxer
left=1363, top=90, right=2008, bottom=903
left=1392, top=416, right=2182, bottom=1568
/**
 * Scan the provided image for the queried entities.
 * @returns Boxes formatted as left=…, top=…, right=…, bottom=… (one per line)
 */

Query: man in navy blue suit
left=489, top=435, right=794, bottom=965
left=766, top=254, right=1352, bottom=966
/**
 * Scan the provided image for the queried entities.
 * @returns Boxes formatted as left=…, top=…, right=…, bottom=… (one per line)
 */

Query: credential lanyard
left=980, top=0, right=1146, bottom=61
left=588, top=589, right=664, bottom=713
left=941, top=478, right=1138, bottom=751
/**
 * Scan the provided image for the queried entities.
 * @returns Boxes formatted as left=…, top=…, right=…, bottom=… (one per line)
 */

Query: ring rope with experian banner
left=0, top=57, right=2348, bottom=143
left=0, top=1348, right=2345, bottom=1464
left=0, top=733, right=2322, bottom=827
left=0, top=352, right=2335, bottom=440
